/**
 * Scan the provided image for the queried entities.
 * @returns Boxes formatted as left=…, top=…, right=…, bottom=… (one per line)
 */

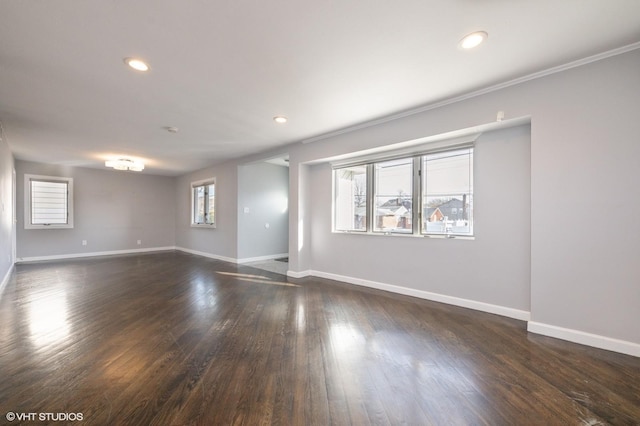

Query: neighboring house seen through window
left=374, top=157, right=414, bottom=234
left=333, top=147, right=473, bottom=237
left=422, top=149, right=473, bottom=235
left=191, top=178, right=216, bottom=227
left=24, top=174, right=74, bottom=229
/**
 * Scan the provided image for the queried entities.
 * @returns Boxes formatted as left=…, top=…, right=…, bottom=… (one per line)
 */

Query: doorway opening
left=237, top=155, right=289, bottom=275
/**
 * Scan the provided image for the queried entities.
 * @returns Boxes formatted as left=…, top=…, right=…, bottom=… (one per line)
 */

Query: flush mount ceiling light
left=105, top=158, right=145, bottom=171
left=273, top=116, right=288, bottom=124
left=123, top=57, right=150, bottom=72
left=459, top=31, right=488, bottom=50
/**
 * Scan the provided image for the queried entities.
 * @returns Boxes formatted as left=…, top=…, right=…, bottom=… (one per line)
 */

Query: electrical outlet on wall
left=137, top=240, right=141, bottom=245
left=82, top=240, right=87, bottom=246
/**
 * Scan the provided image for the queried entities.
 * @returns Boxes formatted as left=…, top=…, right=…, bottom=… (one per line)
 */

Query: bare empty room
left=1, top=1, right=639, bottom=424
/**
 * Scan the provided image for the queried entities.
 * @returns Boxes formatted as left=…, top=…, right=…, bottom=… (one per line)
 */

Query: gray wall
left=237, top=162, right=289, bottom=260
left=4, top=47, right=639, bottom=353
left=174, top=162, right=238, bottom=260
left=0, top=137, right=15, bottom=286
left=16, top=160, right=176, bottom=259
left=286, top=49, right=640, bottom=346
left=308, top=126, right=531, bottom=311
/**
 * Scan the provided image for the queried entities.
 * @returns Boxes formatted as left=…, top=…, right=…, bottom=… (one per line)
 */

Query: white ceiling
left=1, top=1, right=639, bottom=176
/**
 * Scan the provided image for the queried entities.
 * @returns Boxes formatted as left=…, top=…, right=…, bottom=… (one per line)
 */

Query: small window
left=24, top=174, right=74, bottom=229
left=334, top=165, right=367, bottom=231
left=191, top=178, right=215, bottom=227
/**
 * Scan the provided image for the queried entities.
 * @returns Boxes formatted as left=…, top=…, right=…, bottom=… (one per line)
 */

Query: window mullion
left=203, top=186, right=209, bottom=221
left=366, top=163, right=374, bottom=232
left=412, top=156, right=421, bottom=235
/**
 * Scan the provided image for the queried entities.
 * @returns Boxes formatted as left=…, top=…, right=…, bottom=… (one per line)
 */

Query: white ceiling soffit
left=0, top=1, right=639, bottom=175
left=325, top=116, right=530, bottom=167
left=264, top=156, right=290, bottom=168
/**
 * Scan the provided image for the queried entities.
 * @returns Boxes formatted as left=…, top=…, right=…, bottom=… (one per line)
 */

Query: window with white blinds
left=24, top=174, right=74, bottom=229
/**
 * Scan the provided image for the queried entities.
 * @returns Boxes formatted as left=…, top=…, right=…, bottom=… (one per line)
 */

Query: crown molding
left=302, top=41, right=640, bottom=145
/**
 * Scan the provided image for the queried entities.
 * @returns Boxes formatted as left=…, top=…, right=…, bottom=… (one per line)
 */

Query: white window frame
left=24, top=174, right=74, bottom=229
left=420, top=148, right=474, bottom=237
left=332, top=164, right=369, bottom=232
left=332, top=144, right=474, bottom=239
left=190, top=178, right=216, bottom=228
left=372, top=157, right=416, bottom=235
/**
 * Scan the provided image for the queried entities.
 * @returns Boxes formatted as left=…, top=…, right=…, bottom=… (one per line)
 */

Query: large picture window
left=191, top=178, right=216, bottom=227
left=333, top=146, right=474, bottom=237
left=24, top=174, right=74, bottom=229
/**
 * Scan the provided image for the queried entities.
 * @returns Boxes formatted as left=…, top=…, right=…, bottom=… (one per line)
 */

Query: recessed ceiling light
left=459, top=31, right=488, bottom=50
left=123, top=57, right=150, bottom=72
left=273, top=116, right=288, bottom=124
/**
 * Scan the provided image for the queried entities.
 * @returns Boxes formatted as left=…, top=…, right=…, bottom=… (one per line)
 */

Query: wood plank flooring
left=0, top=251, right=639, bottom=425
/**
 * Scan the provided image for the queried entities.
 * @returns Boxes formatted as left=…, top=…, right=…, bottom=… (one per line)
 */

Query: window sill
left=190, top=224, right=216, bottom=229
left=332, top=230, right=474, bottom=240
left=25, top=224, right=74, bottom=230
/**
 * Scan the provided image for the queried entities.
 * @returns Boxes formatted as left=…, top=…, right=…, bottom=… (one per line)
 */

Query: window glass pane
left=334, top=166, right=367, bottom=231
left=193, top=186, right=205, bottom=224
left=31, top=180, right=68, bottom=225
left=422, top=148, right=473, bottom=235
left=206, top=184, right=215, bottom=224
left=374, top=158, right=413, bottom=233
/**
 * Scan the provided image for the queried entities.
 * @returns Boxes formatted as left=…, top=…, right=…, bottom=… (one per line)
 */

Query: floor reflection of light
left=190, top=277, right=218, bottom=311
left=29, top=292, right=70, bottom=346
left=217, top=272, right=272, bottom=280
left=195, top=281, right=207, bottom=310
left=369, top=331, right=480, bottom=397
left=216, top=271, right=300, bottom=287
left=329, top=323, right=365, bottom=359
left=296, top=303, right=305, bottom=332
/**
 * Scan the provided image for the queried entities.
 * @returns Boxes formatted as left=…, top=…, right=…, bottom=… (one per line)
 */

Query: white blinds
left=30, top=179, right=68, bottom=225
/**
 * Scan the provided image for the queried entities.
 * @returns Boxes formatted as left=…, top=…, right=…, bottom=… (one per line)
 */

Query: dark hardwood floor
left=0, top=251, right=638, bottom=425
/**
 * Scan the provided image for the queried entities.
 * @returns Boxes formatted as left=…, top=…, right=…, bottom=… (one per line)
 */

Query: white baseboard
left=174, top=246, right=238, bottom=264
left=287, top=270, right=311, bottom=279
left=0, top=263, right=15, bottom=298
left=237, top=253, right=288, bottom=264
left=527, top=321, right=640, bottom=358
left=16, top=247, right=176, bottom=263
left=305, top=269, right=531, bottom=321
